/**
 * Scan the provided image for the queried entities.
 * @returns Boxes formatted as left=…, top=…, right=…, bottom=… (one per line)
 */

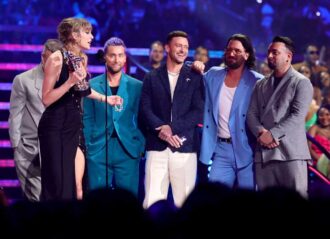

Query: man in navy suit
left=139, top=31, right=204, bottom=208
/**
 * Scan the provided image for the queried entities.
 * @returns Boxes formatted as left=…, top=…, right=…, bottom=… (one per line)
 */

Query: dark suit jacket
left=139, top=63, right=205, bottom=153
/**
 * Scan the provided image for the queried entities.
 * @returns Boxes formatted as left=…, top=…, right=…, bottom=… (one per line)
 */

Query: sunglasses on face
left=308, top=51, right=319, bottom=55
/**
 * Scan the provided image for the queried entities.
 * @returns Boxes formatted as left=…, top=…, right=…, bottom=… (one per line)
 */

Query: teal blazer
left=83, top=73, right=145, bottom=159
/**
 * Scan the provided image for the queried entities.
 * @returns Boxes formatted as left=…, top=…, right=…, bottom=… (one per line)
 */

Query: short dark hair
left=150, top=40, right=164, bottom=50
left=305, top=44, right=318, bottom=53
left=226, top=33, right=256, bottom=69
left=103, top=37, right=126, bottom=53
left=272, top=36, right=295, bottom=54
left=194, top=46, right=209, bottom=56
left=166, top=31, right=188, bottom=44
left=44, top=39, right=63, bottom=53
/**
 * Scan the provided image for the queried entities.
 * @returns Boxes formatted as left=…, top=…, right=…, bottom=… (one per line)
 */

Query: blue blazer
left=139, top=64, right=205, bottom=153
left=199, top=66, right=263, bottom=167
left=83, top=73, right=145, bottom=159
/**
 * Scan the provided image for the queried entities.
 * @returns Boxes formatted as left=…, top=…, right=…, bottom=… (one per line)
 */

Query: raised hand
left=191, top=60, right=205, bottom=74
left=67, top=70, right=85, bottom=87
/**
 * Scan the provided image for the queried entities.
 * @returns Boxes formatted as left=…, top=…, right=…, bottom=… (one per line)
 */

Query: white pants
left=143, top=148, right=197, bottom=208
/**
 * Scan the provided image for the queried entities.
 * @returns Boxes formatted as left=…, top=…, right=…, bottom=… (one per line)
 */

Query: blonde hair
left=57, top=17, right=92, bottom=45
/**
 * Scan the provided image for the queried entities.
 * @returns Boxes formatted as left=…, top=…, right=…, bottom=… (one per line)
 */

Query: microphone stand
left=96, top=49, right=109, bottom=189
left=105, top=66, right=109, bottom=189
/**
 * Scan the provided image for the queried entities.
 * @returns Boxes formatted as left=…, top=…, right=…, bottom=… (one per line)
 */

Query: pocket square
left=186, top=78, right=191, bottom=82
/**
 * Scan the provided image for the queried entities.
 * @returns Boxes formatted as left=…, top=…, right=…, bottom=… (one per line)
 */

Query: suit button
left=241, top=129, right=244, bottom=132
left=262, top=106, right=265, bottom=109
left=274, top=122, right=277, bottom=124
left=261, top=122, right=263, bottom=125
left=242, top=114, right=245, bottom=117
left=206, top=125, right=209, bottom=128
left=208, top=109, right=210, bottom=113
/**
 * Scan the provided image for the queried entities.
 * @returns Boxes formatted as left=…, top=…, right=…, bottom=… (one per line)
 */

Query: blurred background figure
left=148, top=40, right=165, bottom=71
left=258, top=61, right=272, bottom=77
left=293, top=44, right=328, bottom=83
left=72, top=1, right=101, bottom=43
left=194, top=46, right=210, bottom=70
left=308, top=104, right=330, bottom=179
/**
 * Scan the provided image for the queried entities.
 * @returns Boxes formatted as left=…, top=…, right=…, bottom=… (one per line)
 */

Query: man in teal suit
left=199, top=34, right=263, bottom=189
left=83, top=37, right=145, bottom=196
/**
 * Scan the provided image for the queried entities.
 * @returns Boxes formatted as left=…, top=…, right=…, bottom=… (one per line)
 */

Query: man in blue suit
left=199, top=34, right=263, bottom=189
left=139, top=31, right=204, bottom=208
left=83, top=37, right=145, bottom=196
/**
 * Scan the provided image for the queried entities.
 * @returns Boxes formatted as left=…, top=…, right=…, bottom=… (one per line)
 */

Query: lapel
left=212, top=69, right=226, bottom=123
left=98, top=74, right=113, bottom=120
left=173, top=64, right=190, bottom=100
left=114, top=73, right=128, bottom=119
left=261, top=67, right=293, bottom=119
left=99, top=72, right=129, bottom=120
left=159, top=64, right=171, bottom=99
left=229, top=67, right=250, bottom=120
left=98, top=73, right=108, bottom=96
left=34, top=64, right=44, bottom=100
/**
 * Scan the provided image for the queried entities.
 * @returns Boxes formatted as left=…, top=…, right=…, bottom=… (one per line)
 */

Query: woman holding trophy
left=38, top=17, right=121, bottom=200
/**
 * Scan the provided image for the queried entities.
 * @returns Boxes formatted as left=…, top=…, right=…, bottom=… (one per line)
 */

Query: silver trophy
left=65, top=50, right=91, bottom=97
left=114, top=97, right=124, bottom=112
left=180, top=136, right=187, bottom=144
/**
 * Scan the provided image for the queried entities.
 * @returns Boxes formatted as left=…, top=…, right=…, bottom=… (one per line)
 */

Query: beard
left=225, top=57, right=245, bottom=69
left=107, top=65, right=122, bottom=74
left=267, top=60, right=276, bottom=70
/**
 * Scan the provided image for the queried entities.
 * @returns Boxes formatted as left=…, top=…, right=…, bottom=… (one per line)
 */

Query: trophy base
left=75, top=87, right=91, bottom=97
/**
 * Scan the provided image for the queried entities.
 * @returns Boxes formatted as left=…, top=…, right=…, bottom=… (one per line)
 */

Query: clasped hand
left=68, top=70, right=86, bottom=86
left=258, top=129, right=280, bottom=149
left=155, top=125, right=183, bottom=148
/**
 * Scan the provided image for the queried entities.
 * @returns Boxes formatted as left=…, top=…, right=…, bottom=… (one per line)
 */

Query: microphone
left=96, top=49, right=105, bottom=63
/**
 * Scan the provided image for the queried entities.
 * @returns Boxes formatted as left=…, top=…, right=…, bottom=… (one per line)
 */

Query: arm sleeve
left=269, top=79, right=313, bottom=140
left=247, top=82, right=265, bottom=137
left=171, top=76, right=205, bottom=135
left=8, top=75, right=26, bottom=148
left=139, top=73, right=166, bottom=131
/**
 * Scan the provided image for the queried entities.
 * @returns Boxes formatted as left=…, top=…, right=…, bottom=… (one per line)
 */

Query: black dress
left=38, top=50, right=87, bottom=201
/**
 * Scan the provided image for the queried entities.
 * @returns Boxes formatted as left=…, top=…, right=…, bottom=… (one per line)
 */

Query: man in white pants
left=139, top=31, right=204, bottom=208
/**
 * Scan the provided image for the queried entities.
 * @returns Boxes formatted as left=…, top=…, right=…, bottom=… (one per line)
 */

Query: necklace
left=168, top=70, right=180, bottom=76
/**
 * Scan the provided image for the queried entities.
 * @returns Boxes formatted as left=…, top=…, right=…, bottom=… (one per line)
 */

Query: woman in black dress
left=38, top=17, right=120, bottom=200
